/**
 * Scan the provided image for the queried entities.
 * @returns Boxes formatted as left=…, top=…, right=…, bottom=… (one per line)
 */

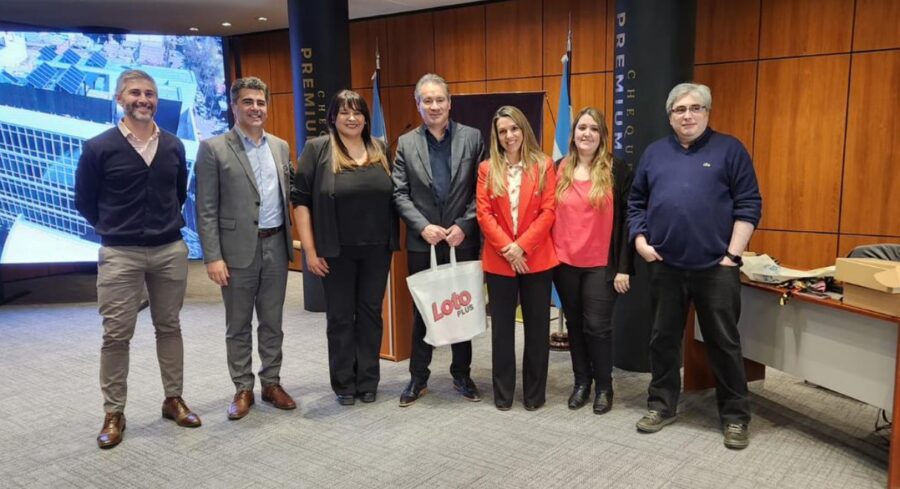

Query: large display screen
left=0, top=31, right=229, bottom=263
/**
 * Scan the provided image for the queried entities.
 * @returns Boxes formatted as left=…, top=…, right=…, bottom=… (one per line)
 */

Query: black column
left=611, top=0, right=696, bottom=372
left=288, top=0, right=351, bottom=312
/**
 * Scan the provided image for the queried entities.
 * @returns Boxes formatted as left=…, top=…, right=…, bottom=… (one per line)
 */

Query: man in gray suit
left=392, top=73, right=486, bottom=407
left=196, top=77, right=296, bottom=419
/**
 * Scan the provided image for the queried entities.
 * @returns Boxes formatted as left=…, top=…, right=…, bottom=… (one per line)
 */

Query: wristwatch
left=725, top=252, right=743, bottom=266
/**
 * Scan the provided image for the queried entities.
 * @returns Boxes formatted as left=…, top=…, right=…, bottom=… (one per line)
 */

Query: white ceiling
left=0, top=0, right=484, bottom=36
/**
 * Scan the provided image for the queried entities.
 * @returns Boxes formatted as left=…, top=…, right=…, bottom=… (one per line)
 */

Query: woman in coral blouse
left=476, top=105, right=558, bottom=411
left=552, top=107, right=633, bottom=415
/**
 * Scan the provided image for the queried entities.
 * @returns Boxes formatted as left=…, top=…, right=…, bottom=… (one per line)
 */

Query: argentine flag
left=371, top=67, right=387, bottom=143
left=552, top=28, right=573, bottom=161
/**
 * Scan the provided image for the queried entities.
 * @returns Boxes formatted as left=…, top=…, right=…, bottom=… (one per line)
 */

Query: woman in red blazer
left=476, top=105, right=559, bottom=411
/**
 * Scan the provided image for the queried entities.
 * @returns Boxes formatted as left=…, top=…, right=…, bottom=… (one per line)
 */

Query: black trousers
left=320, top=245, right=392, bottom=396
left=646, top=261, right=751, bottom=425
left=553, top=263, right=617, bottom=391
left=486, top=269, right=553, bottom=408
left=407, top=245, right=479, bottom=385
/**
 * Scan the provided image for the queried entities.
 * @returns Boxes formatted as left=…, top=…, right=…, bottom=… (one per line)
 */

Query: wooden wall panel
left=386, top=12, right=435, bottom=87
left=753, top=55, right=849, bottom=232
left=853, top=0, right=900, bottom=51
left=485, top=77, right=543, bottom=94
left=267, top=31, right=293, bottom=94
left=542, top=0, right=607, bottom=76
left=385, top=85, right=421, bottom=144
left=269, top=93, right=296, bottom=158
left=840, top=51, right=900, bottom=236
left=749, top=230, right=838, bottom=269
left=434, top=5, right=486, bottom=82
left=349, top=18, right=388, bottom=89
left=571, top=72, right=606, bottom=113
left=237, top=33, right=271, bottom=82
left=486, top=0, right=543, bottom=80
left=693, top=61, right=757, bottom=152
left=838, top=235, right=900, bottom=258
left=695, top=0, right=760, bottom=64
left=759, top=0, right=853, bottom=58
left=448, top=81, right=487, bottom=95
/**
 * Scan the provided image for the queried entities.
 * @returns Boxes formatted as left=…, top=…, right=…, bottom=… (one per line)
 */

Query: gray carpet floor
left=0, top=263, right=889, bottom=488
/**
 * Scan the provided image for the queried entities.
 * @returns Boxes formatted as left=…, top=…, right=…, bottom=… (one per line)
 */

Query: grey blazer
left=195, top=128, right=293, bottom=269
left=392, top=121, right=486, bottom=252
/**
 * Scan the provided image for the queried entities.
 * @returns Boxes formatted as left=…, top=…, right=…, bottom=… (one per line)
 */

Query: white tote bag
left=406, top=245, right=487, bottom=347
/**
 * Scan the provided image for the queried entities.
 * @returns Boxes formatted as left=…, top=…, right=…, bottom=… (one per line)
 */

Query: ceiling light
left=188, top=27, right=199, bottom=32
left=257, top=17, right=268, bottom=22
left=221, top=22, right=232, bottom=27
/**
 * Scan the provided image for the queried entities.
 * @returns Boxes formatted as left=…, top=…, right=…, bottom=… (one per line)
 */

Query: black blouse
left=334, top=164, right=393, bottom=247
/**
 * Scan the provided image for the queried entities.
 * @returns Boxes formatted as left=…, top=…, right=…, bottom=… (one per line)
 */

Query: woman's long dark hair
left=325, top=89, right=389, bottom=174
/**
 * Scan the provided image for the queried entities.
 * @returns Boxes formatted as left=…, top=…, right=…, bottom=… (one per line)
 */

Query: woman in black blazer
left=551, top=107, right=634, bottom=414
left=292, top=90, right=399, bottom=406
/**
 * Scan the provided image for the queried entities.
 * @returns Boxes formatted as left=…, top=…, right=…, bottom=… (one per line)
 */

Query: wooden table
left=683, top=280, right=900, bottom=488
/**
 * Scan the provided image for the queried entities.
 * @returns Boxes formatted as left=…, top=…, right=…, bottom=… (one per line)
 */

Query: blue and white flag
left=552, top=24, right=573, bottom=161
left=370, top=48, right=387, bottom=143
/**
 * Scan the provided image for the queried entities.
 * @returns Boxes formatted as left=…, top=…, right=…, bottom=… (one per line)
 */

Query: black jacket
left=291, top=135, right=399, bottom=258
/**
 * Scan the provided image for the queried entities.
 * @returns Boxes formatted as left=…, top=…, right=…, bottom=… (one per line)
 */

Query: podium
left=380, top=223, right=414, bottom=361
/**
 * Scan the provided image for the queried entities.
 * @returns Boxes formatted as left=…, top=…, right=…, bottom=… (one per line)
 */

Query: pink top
left=552, top=178, right=614, bottom=267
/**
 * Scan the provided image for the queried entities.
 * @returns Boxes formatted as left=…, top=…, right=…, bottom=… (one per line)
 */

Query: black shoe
left=593, top=390, right=613, bottom=415
left=567, top=384, right=591, bottom=410
left=336, top=394, right=356, bottom=406
left=523, top=402, right=544, bottom=411
left=358, top=392, right=376, bottom=403
left=452, top=377, right=482, bottom=402
left=495, top=403, right=512, bottom=411
left=399, top=380, right=427, bottom=407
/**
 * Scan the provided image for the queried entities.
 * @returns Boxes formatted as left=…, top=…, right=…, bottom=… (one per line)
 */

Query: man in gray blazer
left=196, top=77, right=296, bottom=419
left=392, top=73, right=486, bottom=407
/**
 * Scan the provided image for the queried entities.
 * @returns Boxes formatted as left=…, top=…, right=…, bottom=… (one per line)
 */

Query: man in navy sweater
left=75, top=70, right=201, bottom=449
left=627, top=82, right=762, bottom=449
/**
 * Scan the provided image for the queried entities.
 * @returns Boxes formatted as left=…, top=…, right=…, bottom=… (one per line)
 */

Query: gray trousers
left=221, top=230, right=289, bottom=391
left=97, top=240, right=188, bottom=413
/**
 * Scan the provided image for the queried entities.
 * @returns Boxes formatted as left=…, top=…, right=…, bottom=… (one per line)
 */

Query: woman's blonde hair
left=486, top=105, right=549, bottom=196
left=326, top=90, right=389, bottom=174
left=555, top=107, right=613, bottom=208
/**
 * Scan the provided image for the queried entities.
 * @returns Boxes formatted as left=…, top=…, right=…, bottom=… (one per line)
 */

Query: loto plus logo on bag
left=431, top=290, right=474, bottom=322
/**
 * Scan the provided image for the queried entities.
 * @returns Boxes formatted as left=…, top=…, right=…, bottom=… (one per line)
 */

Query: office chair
left=847, top=244, right=900, bottom=261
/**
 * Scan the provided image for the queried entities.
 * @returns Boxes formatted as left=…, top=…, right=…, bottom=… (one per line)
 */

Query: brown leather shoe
left=97, top=412, right=125, bottom=449
left=262, top=384, right=297, bottom=410
left=161, top=397, right=202, bottom=427
left=228, top=390, right=254, bottom=420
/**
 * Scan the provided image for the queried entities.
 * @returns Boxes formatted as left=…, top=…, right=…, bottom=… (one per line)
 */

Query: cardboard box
left=835, top=258, right=900, bottom=316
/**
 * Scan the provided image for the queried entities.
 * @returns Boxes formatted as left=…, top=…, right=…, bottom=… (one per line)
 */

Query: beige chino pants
left=96, top=240, right=188, bottom=413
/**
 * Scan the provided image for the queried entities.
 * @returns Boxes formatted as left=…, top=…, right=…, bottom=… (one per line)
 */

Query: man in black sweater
left=75, top=69, right=201, bottom=450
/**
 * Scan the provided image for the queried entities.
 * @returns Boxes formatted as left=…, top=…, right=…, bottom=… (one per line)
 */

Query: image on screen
left=0, top=31, right=229, bottom=264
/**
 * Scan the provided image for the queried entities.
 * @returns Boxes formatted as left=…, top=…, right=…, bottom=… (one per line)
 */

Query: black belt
left=258, top=225, right=284, bottom=238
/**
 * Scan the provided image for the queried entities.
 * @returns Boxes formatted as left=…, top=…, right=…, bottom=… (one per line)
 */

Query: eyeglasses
left=671, top=104, right=707, bottom=116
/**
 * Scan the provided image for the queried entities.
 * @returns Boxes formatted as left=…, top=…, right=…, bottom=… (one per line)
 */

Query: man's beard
left=126, top=102, right=155, bottom=121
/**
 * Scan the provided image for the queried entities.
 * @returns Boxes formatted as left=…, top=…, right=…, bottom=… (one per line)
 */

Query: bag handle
left=429, top=244, right=458, bottom=271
